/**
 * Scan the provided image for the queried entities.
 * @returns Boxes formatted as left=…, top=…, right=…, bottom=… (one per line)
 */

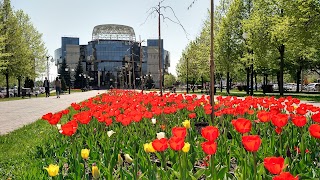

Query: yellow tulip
left=182, top=142, right=190, bottom=153
left=92, top=164, right=100, bottom=179
left=143, top=142, right=156, bottom=153
left=44, top=164, right=59, bottom=177
left=124, top=154, right=133, bottom=163
left=81, top=149, right=90, bottom=160
left=182, top=120, right=191, bottom=129
left=118, top=154, right=123, bottom=165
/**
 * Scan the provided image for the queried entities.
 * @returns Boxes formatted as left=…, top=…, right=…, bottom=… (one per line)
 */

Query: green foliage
left=164, top=73, right=176, bottom=88
left=178, top=0, right=320, bottom=95
left=0, top=0, right=47, bottom=98
left=74, top=59, right=84, bottom=88
left=58, top=58, right=70, bottom=91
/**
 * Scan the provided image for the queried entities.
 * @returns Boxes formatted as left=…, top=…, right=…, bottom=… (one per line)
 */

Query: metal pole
left=46, top=56, right=50, bottom=80
left=139, top=36, right=143, bottom=89
left=158, top=2, right=163, bottom=96
left=210, top=0, right=215, bottom=123
left=187, top=57, right=189, bottom=93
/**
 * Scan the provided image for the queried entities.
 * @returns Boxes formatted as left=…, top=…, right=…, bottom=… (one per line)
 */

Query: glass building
left=54, top=24, right=170, bottom=89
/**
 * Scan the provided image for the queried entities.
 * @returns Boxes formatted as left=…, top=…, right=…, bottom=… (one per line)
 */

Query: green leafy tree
left=164, top=73, right=176, bottom=88
left=15, top=10, right=47, bottom=95
left=58, top=58, right=69, bottom=91
left=0, top=0, right=23, bottom=97
left=74, top=59, right=84, bottom=88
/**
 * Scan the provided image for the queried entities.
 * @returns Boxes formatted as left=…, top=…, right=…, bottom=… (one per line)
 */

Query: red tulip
left=291, top=115, right=307, bottom=127
left=275, top=127, right=282, bottom=134
left=257, top=111, right=270, bottom=122
left=168, top=136, right=185, bottom=151
left=152, top=138, right=168, bottom=152
left=48, top=113, right=62, bottom=125
left=201, top=126, right=219, bottom=141
left=296, top=106, right=307, bottom=115
left=188, top=112, right=196, bottom=119
left=201, top=141, right=217, bottom=155
left=172, top=127, right=187, bottom=138
left=272, top=172, right=298, bottom=180
left=311, top=112, right=320, bottom=123
left=61, top=120, right=78, bottom=136
left=241, top=135, right=261, bottom=152
left=42, top=112, right=53, bottom=121
left=309, top=124, right=320, bottom=139
left=264, top=157, right=285, bottom=175
left=231, top=118, right=252, bottom=134
left=271, top=114, right=288, bottom=128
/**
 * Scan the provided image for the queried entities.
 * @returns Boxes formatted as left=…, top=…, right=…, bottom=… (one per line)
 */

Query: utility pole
left=210, top=0, right=215, bottom=123
left=186, top=57, right=189, bottom=93
left=158, top=2, right=163, bottom=96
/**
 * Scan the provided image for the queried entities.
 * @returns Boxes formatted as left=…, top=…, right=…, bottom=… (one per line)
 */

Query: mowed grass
left=0, top=120, right=55, bottom=179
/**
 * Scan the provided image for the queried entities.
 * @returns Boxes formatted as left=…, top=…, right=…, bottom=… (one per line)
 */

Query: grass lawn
left=0, top=120, right=55, bottom=178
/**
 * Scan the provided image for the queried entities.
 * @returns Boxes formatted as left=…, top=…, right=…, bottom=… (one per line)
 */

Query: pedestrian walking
left=54, top=77, right=61, bottom=98
left=43, top=77, right=50, bottom=97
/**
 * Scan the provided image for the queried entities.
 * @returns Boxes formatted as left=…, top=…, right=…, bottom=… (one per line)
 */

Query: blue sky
left=11, top=0, right=219, bottom=77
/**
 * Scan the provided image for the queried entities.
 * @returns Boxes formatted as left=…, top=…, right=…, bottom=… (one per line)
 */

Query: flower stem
left=253, top=152, right=257, bottom=180
left=160, top=152, right=167, bottom=170
left=210, top=155, right=216, bottom=180
left=179, top=152, right=185, bottom=180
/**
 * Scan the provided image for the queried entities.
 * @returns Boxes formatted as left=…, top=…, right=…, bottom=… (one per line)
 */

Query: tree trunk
left=263, top=75, right=266, bottom=94
left=5, top=72, right=9, bottom=98
left=296, top=65, right=302, bottom=93
left=226, top=71, right=230, bottom=94
left=246, top=67, right=250, bottom=95
left=255, top=72, right=257, bottom=91
left=18, top=76, right=21, bottom=97
left=278, top=44, right=285, bottom=96
left=266, top=74, right=268, bottom=87
left=229, top=76, right=232, bottom=91
left=250, top=63, right=254, bottom=95
left=220, top=75, right=223, bottom=92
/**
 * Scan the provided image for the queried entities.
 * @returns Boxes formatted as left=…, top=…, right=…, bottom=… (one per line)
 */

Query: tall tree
left=0, top=0, right=22, bottom=97
left=164, top=73, right=176, bottom=88
left=58, top=58, right=69, bottom=91
left=74, top=59, right=84, bottom=88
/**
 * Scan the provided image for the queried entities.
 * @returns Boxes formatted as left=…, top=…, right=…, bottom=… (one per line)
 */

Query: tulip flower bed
left=36, top=90, right=320, bottom=179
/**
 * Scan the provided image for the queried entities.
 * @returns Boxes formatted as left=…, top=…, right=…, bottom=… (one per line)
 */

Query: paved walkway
left=0, top=90, right=107, bottom=135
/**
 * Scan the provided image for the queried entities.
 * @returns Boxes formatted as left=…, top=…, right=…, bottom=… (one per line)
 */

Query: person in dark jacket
left=43, top=77, right=50, bottom=97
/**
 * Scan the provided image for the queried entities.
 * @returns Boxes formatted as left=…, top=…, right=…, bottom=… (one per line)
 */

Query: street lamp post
left=46, top=55, right=53, bottom=80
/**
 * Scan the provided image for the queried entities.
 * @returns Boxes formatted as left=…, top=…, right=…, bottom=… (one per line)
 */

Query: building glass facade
left=54, top=24, right=170, bottom=89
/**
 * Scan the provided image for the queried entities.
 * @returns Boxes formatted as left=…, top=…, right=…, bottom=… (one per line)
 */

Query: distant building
left=54, top=24, right=170, bottom=89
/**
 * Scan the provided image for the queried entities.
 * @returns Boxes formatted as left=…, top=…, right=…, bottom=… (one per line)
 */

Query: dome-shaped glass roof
left=92, top=24, right=136, bottom=41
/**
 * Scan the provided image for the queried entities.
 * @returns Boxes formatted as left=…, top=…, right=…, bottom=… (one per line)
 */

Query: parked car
left=0, top=87, right=14, bottom=97
left=306, top=83, right=320, bottom=92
